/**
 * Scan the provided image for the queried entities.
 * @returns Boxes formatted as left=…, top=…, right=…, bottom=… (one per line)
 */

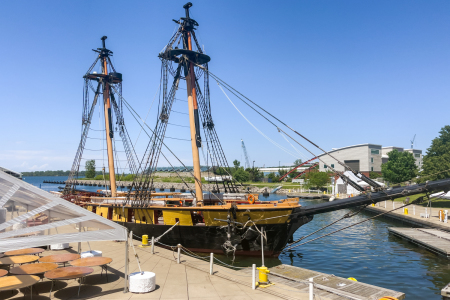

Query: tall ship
left=62, top=2, right=450, bottom=257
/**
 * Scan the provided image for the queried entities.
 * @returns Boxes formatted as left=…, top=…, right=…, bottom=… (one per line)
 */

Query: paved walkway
left=0, top=239, right=326, bottom=300
left=365, top=200, right=450, bottom=231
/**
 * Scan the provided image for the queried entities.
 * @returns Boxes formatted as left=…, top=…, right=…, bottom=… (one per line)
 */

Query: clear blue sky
left=1, top=0, right=449, bottom=172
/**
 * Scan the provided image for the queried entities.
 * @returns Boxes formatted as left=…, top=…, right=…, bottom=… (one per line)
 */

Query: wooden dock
left=388, top=227, right=450, bottom=257
left=238, top=264, right=405, bottom=300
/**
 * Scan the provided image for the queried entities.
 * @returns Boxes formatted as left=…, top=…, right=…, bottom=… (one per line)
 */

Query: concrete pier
left=0, top=239, right=405, bottom=300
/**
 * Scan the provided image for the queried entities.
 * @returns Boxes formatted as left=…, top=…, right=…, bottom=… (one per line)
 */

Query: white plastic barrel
left=81, top=250, right=102, bottom=258
left=129, top=271, right=156, bottom=293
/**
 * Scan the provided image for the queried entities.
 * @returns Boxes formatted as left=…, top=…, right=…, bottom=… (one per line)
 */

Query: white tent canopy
left=0, top=171, right=128, bottom=252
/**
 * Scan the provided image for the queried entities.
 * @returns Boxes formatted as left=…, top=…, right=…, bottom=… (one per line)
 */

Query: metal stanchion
left=177, top=244, right=181, bottom=264
left=309, top=278, right=314, bottom=300
left=124, top=230, right=129, bottom=293
left=252, top=264, right=256, bottom=290
left=151, top=237, right=155, bottom=254
left=210, top=253, right=214, bottom=275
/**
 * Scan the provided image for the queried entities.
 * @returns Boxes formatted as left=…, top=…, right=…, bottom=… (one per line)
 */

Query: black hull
left=119, top=211, right=312, bottom=257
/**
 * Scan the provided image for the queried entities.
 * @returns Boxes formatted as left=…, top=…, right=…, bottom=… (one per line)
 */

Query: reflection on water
left=24, top=177, right=450, bottom=299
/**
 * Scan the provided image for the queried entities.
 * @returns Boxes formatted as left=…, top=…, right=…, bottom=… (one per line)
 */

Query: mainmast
left=98, top=36, right=117, bottom=197
left=182, top=2, right=203, bottom=203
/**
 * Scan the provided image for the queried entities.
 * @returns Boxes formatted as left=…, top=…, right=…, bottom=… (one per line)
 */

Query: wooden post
left=101, top=47, right=117, bottom=197
left=185, top=32, right=203, bottom=204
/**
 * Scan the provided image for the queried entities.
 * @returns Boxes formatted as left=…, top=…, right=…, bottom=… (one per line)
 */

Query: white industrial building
left=382, top=147, right=422, bottom=168
left=318, top=144, right=382, bottom=176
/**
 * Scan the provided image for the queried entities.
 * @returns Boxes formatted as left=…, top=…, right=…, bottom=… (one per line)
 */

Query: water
left=24, top=176, right=450, bottom=299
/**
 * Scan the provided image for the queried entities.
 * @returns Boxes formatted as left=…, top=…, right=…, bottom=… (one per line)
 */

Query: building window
left=371, top=157, right=373, bottom=163
left=371, top=167, right=373, bottom=171
left=414, top=153, right=420, bottom=158
left=371, top=149, right=380, bottom=155
left=324, top=165, right=327, bottom=168
left=331, top=164, right=334, bottom=168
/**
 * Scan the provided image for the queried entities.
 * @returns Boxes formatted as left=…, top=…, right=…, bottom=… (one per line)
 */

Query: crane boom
left=241, top=139, right=251, bottom=169
left=411, top=134, right=416, bottom=149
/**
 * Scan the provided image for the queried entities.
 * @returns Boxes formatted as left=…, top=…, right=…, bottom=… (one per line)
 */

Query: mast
left=100, top=36, right=117, bottom=197
left=183, top=2, right=203, bottom=203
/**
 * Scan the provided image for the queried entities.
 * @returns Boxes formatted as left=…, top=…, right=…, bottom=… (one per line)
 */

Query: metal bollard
left=384, top=201, right=386, bottom=208
left=393, top=201, right=395, bottom=209
left=252, top=264, right=256, bottom=290
left=413, top=205, right=415, bottom=215
left=142, top=235, right=149, bottom=246
left=177, top=244, right=181, bottom=264
left=210, top=253, right=214, bottom=275
left=445, top=210, right=448, bottom=223
left=309, top=278, right=314, bottom=300
left=151, top=237, right=155, bottom=254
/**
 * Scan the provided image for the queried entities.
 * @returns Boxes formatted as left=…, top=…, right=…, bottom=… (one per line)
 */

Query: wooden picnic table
left=0, top=255, right=39, bottom=266
left=0, top=275, right=40, bottom=299
left=44, top=266, right=93, bottom=299
left=70, top=257, right=112, bottom=282
left=4, top=248, right=45, bottom=257
left=39, top=253, right=80, bottom=267
left=10, top=263, right=58, bottom=276
left=0, top=269, right=8, bottom=278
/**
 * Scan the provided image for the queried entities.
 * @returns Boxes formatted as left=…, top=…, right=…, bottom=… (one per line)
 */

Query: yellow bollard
left=142, top=235, right=148, bottom=246
left=323, top=191, right=326, bottom=194
left=347, top=277, right=357, bottom=281
left=371, top=203, right=375, bottom=207
left=289, top=190, right=291, bottom=193
left=256, top=266, right=274, bottom=287
left=404, top=208, right=408, bottom=215
left=337, top=193, right=339, bottom=198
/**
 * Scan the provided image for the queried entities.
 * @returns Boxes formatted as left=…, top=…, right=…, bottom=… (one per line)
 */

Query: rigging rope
left=217, top=83, right=299, bottom=159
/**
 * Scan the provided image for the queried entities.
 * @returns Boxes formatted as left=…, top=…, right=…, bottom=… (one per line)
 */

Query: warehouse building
left=318, top=144, right=382, bottom=176
left=318, top=144, right=422, bottom=176
left=382, top=147, right=423, bottom=168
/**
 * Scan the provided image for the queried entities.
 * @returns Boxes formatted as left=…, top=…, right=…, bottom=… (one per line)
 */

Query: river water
left=24, top=176, right=450, bottom=299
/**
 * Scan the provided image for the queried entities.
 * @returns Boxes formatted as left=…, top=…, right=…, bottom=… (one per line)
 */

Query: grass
left=391, top=192, right=450, bottom=208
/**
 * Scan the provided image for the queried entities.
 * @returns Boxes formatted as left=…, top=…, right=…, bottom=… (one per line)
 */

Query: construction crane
left=411, top=134, right=416, bottom=149
left=241, top=139, right=251, bottom=169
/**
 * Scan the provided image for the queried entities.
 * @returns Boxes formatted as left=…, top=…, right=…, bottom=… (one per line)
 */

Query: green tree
left=369, top=171, right=381, bottom=179
left=233, top=168, right=250, bottom=182
left=288, top=171, right=300, bottom=178
left=85, top=160, right=96, bottom=178
left=293, top=159, right=303, bottom=166
left=420, top=126, right=450, bottom=182
left=306, top=172, right=331, bottom=188
left=278, top=168, right=288, bottom=178
left=246, top=167, right=263, bottom=182
left=382, top=149, right=417, bottom=184
left=267, top=172, right=278, bottom=182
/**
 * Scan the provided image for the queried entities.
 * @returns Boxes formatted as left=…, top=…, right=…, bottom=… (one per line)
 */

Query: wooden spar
left=101, top=49, right=117, bottom=197
left=185, top=31, right=203, bottom=203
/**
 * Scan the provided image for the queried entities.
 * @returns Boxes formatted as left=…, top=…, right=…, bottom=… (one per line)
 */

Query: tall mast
left=183, top=3, right=203, bottom=203
left=99, top=36, right=117, bottom=197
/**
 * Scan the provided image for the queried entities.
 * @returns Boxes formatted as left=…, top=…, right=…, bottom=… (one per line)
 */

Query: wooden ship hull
left=82, top=197, right=311, bottom=257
